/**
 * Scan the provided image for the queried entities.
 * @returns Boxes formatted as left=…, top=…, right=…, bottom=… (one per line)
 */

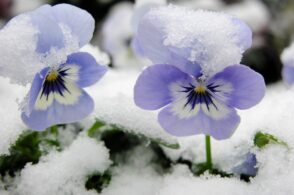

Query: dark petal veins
left=181, top=82, right=221, bottom=111
left=40, top=69, right=71, bottom=100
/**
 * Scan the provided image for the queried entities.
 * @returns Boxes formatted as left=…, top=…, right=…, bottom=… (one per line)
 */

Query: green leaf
left=87, top=120, right=106, bottom=137
left=85, top=171, right=112, bottom=193
left=254, top=132, right=287, bottom=149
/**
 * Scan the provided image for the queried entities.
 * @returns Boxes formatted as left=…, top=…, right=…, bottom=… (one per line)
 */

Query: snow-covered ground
left=0, top=55, right=294, bottom=194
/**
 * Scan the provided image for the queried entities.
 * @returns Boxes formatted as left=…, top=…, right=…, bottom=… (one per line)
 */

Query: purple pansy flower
left=2, top=4, right=107, bottom=130
left=133, top=6, right=265, bottom=140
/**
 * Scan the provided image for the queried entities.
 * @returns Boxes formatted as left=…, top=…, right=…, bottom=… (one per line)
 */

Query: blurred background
left=0, top=0, right=294, bottom=84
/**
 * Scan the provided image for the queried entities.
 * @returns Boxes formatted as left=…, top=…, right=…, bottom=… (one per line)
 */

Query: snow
left=281, top=42, right=294, bottom=67
left=144, top=5, right=246, bottom=77
left=16, top=136, right=111, bottom=195
left=1, top=58, right=294, bottom=194
left=83, top=69, right=179, bottom=147
left=0, top=3, right=294, bottom=194
left=0, top=77, right=28, bottom=155
left=0, top=15, right=41, bottom=85
left=81, top=44, right=110, bottom=66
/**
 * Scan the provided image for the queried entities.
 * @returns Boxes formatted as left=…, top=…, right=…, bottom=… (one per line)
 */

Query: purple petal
left=21, top=90, right=94, bottom=131
left=52, top=4, right=95, bottom=47
left=136, top=17, right=201, bottom=76
left=158, top=106, right=240, bottom=140
left=282, top=65, right=294, bottom=85
left=232, top=153, right=257, bottom=176
left=64, top=52, right=107, bottom=88
left=134, top=64, right=190, bottom=110
left=158, top=106, right=202, bottom=136
left=26, top=67, right=49, bottom=114
left=231, top=18, right=252, bottom=51
left=208, top=65, right=265, bottom=110
left=27, top=4, right=65, bottom=53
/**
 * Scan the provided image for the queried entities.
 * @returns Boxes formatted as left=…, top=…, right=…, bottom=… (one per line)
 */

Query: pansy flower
left=133, top=6, right=265, bottom=140
left=0, top=4, right=107, bottom=130
left=281, top=42, right=294, bottom=85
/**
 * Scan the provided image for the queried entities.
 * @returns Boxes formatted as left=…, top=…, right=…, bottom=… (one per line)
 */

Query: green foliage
left=85, top=171, right=112, bottom=193
left=0, top=127, right=61, bottom=176
left=0, top=131, right=41, bottom=176
left=254, top=131, right=287, bottom=149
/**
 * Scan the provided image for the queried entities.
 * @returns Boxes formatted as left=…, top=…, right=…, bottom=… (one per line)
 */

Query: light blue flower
left=133, top=6, right=265, bottom=140
left=4, top=4, right=108, bottom=130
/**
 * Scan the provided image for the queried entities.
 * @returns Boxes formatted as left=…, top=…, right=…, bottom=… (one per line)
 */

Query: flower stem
left=205, top=135, right=213, bottom=171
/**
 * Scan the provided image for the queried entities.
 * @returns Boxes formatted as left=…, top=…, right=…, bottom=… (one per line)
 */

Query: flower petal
left=158, top=106, right=202, bottom=136
left=231, top=18, right=252, bottom=51
left=158, top=106, right=240, bottom=140
left=134, top=64, right=190, bottom=110
left=232, top=153, right=257, bottom=176
left=27, top=4, right=65, bottom=53
left=21, top=90, right=94, bottom=131
left=64, top=52, right=107, bottom=88
left=26, top=67, right=49, bottom=114
left=282, top=65, right=294, bottom=85
left=52, top=4, right=95, bottom=47
left=208, top=64, right=265, bottom=110
left=136, top=16, right=201, bottom=76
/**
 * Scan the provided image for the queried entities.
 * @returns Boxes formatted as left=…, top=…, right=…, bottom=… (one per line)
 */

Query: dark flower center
left=40, top=68, right=70, bottom=100
left=181, top=83, right=220, bottom=111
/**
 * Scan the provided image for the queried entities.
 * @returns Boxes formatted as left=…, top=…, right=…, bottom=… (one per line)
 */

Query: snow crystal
left=0, top=77, right=27, bottom=155
left=281, top=42, right=294, bottom=67
left=16, top=136, right=111, bottom=195
left=0, top=15, right=41, bottom=85
left=144, top=5, right=248, bottom=77
left=83, top=69, right=178, bottom=147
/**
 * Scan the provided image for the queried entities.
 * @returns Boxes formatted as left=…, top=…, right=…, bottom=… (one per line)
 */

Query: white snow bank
left=16, top=136, right=111, bottom=195
left=0, top=77, right=27, bottom=155
left=84, top=69, right=178, bottom=147
left=101, top=146, right=163, bottom=195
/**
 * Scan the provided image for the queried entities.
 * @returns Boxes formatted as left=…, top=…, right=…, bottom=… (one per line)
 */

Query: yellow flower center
left=194, top=85, right=206, bottom=94
left=46, top=70, right=59, bottom=81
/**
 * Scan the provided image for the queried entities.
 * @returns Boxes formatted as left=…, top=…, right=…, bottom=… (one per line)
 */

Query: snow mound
left=84, top=69, right=178, bottom=147
left=16, top=136, right=111, bottom=195
left=0, top=77, right=27, bottom=155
